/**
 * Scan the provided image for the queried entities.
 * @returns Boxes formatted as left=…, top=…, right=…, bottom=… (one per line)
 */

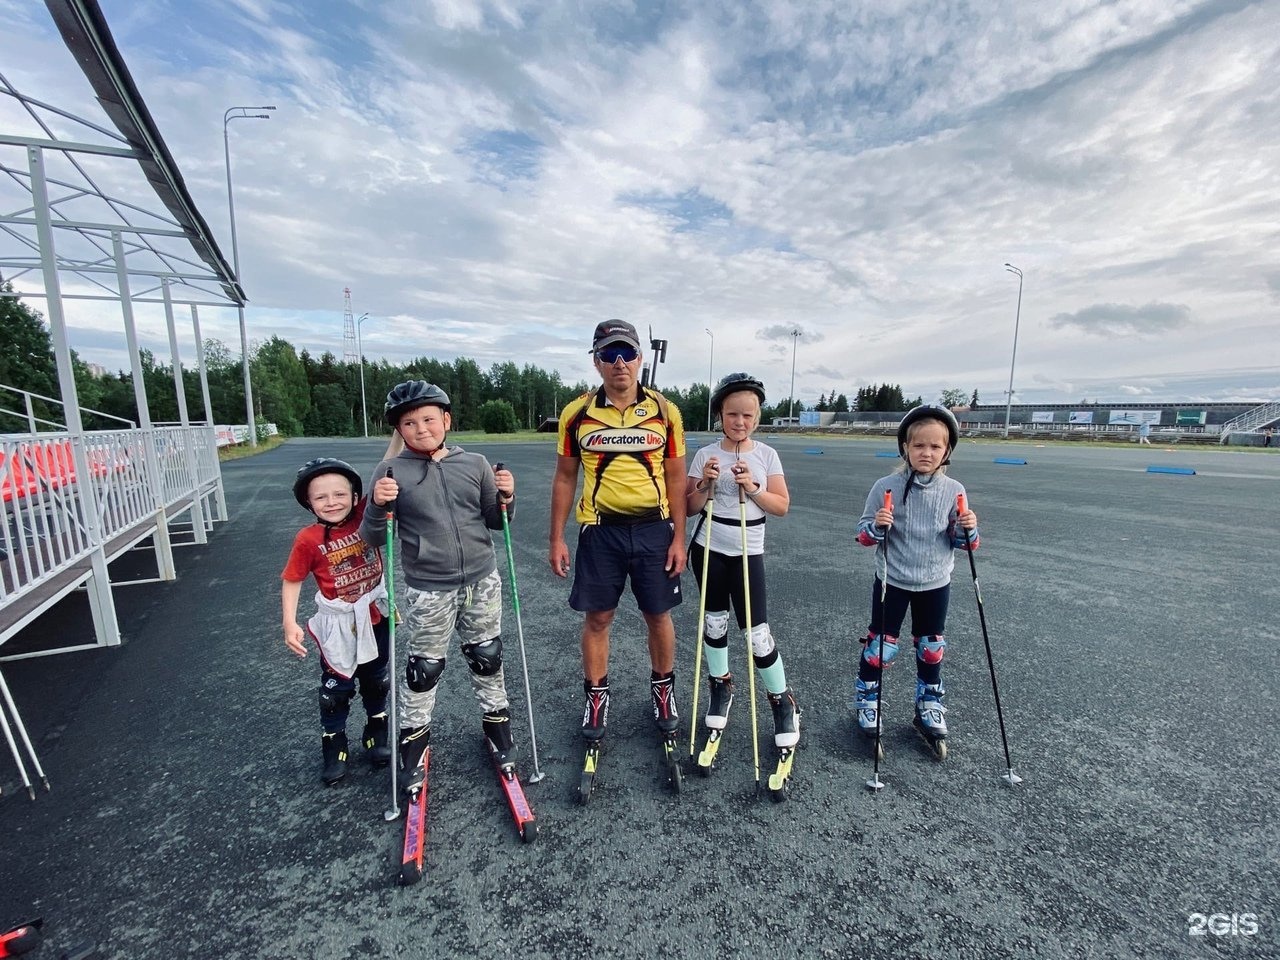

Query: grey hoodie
left=360, top=445, right=513, bottom=592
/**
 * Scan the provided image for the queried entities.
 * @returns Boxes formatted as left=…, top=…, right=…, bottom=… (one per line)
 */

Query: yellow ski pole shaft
left=689, top=491, right=713, bottom=756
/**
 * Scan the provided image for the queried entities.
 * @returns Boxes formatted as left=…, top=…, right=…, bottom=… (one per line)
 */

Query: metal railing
left=1220, top=401, right=1280, bottom=442
left=2, top=424, right=223, bottom=651
left=0, top=383, right=136, bottom=433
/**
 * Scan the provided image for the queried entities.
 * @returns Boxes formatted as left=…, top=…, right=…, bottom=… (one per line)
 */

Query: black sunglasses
left=595, top=345, right=640, bottom=364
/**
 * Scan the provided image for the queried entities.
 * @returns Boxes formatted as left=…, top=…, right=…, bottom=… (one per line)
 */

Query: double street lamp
left=704, top=328, right=714, bottom=430
left=1003, top=263, right=1024, bottom=439
left=223, top=105, right=276, bottom=445
left=788, top=328, right=801, bottom=423
left=356, top=312, right=370, bottom=437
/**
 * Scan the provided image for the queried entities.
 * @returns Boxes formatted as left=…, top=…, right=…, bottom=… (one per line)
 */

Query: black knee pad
left=318, top=685, right=354, bottom=718
left=365, top=667, right=391, bottom=696
left=462, top=636, right=503, bottom=677
left=406, top=655, right=445, bottom=693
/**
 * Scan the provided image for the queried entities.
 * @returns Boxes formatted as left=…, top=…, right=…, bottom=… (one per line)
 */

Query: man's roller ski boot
left=577, top=680, right=608, bottom=806
left=397, top=726, right=430, bottom=885
left=854, top=678, right=884, bottom=761
left=696, top=674, right=734, bottom=776
left=765, top=688, right=800, bottom=802
left=651, top=673, right=682, bottom=794
left=483, top=708, right=537, bottom=843
left=913, top=682, right=948, bottom=760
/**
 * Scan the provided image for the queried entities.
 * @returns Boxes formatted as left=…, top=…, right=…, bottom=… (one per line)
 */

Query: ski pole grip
left=386, top=467, right=395, bottom=518
left=957, top=493, right=966, bottom=514
left=883, top=490, right=892, bottom=509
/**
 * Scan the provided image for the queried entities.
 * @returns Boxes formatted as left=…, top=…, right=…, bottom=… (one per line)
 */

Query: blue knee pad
left=462, top=637, right=503, bottom=676
left=915, top=634, right=946, bottom=665
left=861, top=633, right=900, bottom=669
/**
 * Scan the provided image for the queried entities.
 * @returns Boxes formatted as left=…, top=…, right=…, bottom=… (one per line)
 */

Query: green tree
left=939, top=388, right=967, bottom=408
left=305, top=383, right=354, bottom=436
left=970, top=388, right=980, bottom=407
left=0, top=283, right=59, bottom=427
left=251, top=336, right=310, bottom=434
left=833, top=393, right=849, bottom=413
left=478, top=398, right=518, bottom=433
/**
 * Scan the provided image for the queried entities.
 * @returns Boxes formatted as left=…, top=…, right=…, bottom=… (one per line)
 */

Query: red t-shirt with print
left=282, top=497, right=384, bottom=624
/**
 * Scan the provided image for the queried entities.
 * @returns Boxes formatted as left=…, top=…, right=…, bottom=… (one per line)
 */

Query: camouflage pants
left=398, top=570, right=508, bottom=729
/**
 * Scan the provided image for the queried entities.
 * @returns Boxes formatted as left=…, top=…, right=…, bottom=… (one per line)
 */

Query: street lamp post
left=704, top=327, right=714, bottom=430
left=788, top=328, right=801, bottom=424
left=1002, top=263, right=1023, bottom=439
left=223, top=104, right=276, bottom=446
left=355, top=312, right=370, bottom=437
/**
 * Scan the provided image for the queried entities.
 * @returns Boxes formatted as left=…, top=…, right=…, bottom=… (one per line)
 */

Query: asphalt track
left=2, top=435, right=1276, bottom=960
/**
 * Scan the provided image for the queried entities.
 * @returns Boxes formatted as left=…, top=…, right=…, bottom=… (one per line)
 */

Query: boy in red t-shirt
left=282, top=458, right=391, bottom=785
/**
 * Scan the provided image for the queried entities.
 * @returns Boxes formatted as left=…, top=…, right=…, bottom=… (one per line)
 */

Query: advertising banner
left=1031, top=411, right=1055, bottom=423
left=1108, top=410, right=1161, bottom=426
left=1069, top=411, right=1094, bottom=425
left=1176, top=409, right=1207, bottom=426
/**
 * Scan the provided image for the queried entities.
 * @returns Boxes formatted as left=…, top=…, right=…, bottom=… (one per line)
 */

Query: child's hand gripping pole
left=383, top=468, right=400, bottom=821
left=494, top=464, right=544, bottom=782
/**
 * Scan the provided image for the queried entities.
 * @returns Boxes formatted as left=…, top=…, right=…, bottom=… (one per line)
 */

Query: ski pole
left=382, top=468, right=401, bottom=822
left=494, top=463, right=545, bottom=783
left=867, top=488, right=891, bottom=792
left=689, top=484, right=713, bottom=757
left=737, top=456, right=760, bottom=790
left=957, top=493, right=1022, bottom=787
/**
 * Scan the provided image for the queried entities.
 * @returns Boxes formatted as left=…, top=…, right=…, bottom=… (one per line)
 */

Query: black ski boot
left=650, top=672, right=680, bottom=735
left=320, top=731, right=348, bottom=786
left=483, top=708, right=516, bottom=771
left=362, top=713, right=391, bottom=767
left=398, top=726, right=431, bottom=795
left=706, top=675, right=734, bottom=731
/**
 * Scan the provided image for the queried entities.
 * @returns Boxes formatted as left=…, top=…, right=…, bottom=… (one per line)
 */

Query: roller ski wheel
left=696, top=729, right=724, bottom=776
left=766, top=748, right=796, bottom=803
left=662, top=737, right=683, bottom=795
left=578, top=741, right=601, bottom=807
left=520, top=820, right=538, bottom=844
left=913, top=716, right=948, bottom=761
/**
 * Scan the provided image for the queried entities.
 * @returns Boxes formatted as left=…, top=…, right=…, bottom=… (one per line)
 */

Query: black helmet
left=897, top=405, right=959, bottom=459
left=385, top=380, right=450, bottom=425
left=293, top=458, right=362, bottom=510
left=710, top=373, right=766, bottom=419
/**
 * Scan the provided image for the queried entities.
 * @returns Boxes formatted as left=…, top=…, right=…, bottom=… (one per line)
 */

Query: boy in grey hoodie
left=360, top=380, right=517, bottom=793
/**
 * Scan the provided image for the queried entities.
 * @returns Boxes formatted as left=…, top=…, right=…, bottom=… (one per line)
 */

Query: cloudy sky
left=2, top=0, right=1278, bottom=406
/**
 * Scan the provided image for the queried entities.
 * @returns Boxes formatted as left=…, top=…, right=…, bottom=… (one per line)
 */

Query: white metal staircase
left=1219, top=401, right=1280, bottom=442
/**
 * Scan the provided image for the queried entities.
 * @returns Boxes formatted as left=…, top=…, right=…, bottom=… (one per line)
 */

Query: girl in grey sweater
left=853, top=406, right=979, bottom=758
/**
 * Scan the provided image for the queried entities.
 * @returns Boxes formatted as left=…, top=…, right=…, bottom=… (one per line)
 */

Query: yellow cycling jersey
left=558, top=386, right=685, bottom=524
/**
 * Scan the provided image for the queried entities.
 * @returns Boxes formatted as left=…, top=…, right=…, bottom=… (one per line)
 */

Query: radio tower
left=342, top=287, right=357, bottom=364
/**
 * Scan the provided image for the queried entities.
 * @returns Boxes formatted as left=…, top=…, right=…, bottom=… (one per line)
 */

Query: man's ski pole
left=689, top=492, right=713, bottom=757
left=957, top=493, right=1022, bottom=787
left=867, top=488, right=891, bottom=792
left=494, top=464, right=544, bottom=783
left=383, top=468, right=401, bottom=821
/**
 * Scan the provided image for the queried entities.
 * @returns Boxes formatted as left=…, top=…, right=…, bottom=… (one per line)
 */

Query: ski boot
left=483, top=708, right=517, bottom=773
left=651, top=673, right=682, bottom=794
left=398, top=726, right=431, bottom=796
left=766, top=689, right=801, bottom=802
left=913, top=682, right=948, bottom=760
left=855, top=677, right=884, bottom=761
left=362, top=713, right=392, bottom=767
left=578, top=679, right=609, bottom=806
left=320, top=731, right=348, bottom=786
left=696, top=674, right=734, bottom=776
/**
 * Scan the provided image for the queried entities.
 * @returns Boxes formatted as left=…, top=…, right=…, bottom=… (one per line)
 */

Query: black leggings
left=689, top=543, right=767, bottom=629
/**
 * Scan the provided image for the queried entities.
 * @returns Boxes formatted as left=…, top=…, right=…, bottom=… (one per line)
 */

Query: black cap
left=591, top=319, right=641, bottom=352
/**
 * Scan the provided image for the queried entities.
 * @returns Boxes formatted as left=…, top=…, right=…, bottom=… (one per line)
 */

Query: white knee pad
left=748, top=623, right=775, bottom=658
left=704, top=610, right=730, bottom=641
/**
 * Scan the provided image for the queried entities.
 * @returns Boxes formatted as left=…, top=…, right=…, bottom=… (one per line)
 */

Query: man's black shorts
left=569, top=520, right=682, bottom=615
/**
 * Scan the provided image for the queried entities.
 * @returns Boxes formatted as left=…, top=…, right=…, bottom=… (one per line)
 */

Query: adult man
left=549, top=319, right=687, bottom=750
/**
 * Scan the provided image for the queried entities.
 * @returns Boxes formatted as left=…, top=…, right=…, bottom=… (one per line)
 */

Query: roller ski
left=695, top=675, right=733, bottom=776
left=765, top=689, right=800, bottom=802
left=652, top=673, right=683, bottom=795
left=396, top=727, right=430, bottom=886
left=912, top=682, right=948, bottom=761
left=577, top=680, right=608, bottom=806
left=854, top=678, right=885, bottom=761
left=484, top=710, right=537, bottom=843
